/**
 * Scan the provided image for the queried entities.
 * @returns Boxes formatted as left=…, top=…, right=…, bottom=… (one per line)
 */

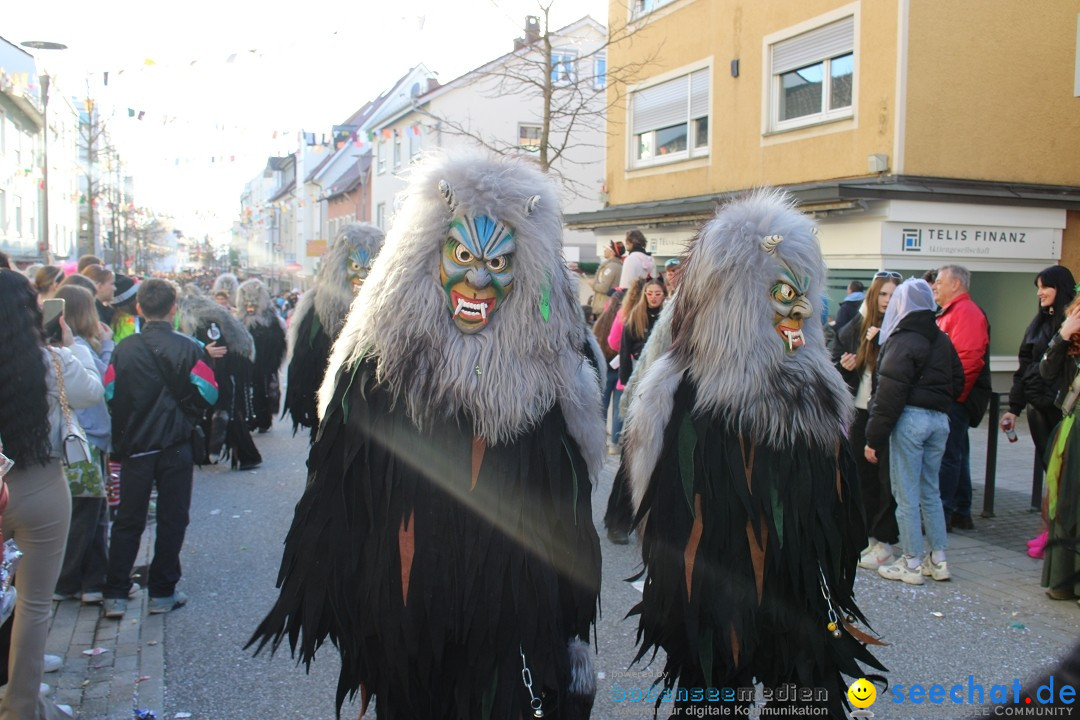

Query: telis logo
left=902, top=228, right=923, bottom=252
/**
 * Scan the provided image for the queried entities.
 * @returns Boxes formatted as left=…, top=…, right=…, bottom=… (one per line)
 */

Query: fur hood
left=212, top=273, right=240, bottom=305
left=318, top=149, right=605, bottom=481
left=624, top=189, right=853, bottom=509
left=315, top=223, right=384, bottom=338
left=178, top=285, right=256, bottom=361
left=237, top=278, right=278, bottom=330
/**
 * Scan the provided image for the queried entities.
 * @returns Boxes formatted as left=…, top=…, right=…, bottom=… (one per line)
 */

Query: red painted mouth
left=451, top=291, right=496, bottom=324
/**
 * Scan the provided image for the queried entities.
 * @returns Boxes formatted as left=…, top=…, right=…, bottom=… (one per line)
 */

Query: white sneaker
left=877, top=555, right=925, bottom=585
left=43, top=654, right=62, bottom=673
left=922, top=556, right=951, bottom=581
left=858, top=542, right=894, bottom=570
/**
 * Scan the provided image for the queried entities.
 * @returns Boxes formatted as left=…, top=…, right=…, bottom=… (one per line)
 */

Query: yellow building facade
left=568, top=0, right=1080, bottom=359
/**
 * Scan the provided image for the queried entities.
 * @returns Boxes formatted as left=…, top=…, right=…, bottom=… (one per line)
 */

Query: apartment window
left=393, top=132, right=402, bottom=169
left=630, top=67, right=709, bottom=167
left=519, top=124, right=542, bottom=152
left=409, top=127, right=422, bottom=160
left=376, top=202, right=386, bottom=230
left=594, top=55, right=607, bottom=90
left=551, top=50, right=577, bottom=85
left=14, top=196, right=22, bottom=237
left=769, top=16, right=854, bottom=131
left=634, top=0, right=675, bottom=18
left=377, top=140, right=386, bottom=174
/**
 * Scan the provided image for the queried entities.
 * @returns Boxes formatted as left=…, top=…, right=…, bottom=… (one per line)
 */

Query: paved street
left=41, top=408, right=1080, bottom=719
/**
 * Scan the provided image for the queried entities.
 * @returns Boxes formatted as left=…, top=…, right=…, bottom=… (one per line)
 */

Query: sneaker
left=52, top=592, right=77, bottom=602
left=103, top=598, right=127, bottom=619
left=606, top=527, right=630, bottom=545
left=43, top=654, right=62, bottom=673
left=858, top=542, right=894, bottom=570
left=80, top=591, right=103, bottom=605
left=877, top=556, right=925, bottom=585
left=127, top=582, right=143, bottom=598
left=921, top=556, right=951, bottom=581
left=148, top=591, right=188, bottom=614
left=951, top=513, right=975, bottom=531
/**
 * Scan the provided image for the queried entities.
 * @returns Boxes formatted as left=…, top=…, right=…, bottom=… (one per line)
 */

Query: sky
left=7, top=0, right=610, bottom=242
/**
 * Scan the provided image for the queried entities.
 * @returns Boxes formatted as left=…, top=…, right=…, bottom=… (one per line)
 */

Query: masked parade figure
left=212, top=272, right=240, bottom=310
left=179, top=285, right=262, bottom=470
left=250, top=151, right=604, bottom=720
left=237, top=279, right=287, bottom=433
left=623, top=191, right=884, bottom=717
left=283, top=223, right=384, bottom=442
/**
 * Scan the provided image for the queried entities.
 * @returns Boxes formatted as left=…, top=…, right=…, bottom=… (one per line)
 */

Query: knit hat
left=113, top=274, right=139, bottom=305
left=609, top=240, right=626, bottom=258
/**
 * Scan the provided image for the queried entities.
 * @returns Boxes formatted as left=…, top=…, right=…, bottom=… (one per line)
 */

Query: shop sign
left=883, top=222, right=1059, bottom=260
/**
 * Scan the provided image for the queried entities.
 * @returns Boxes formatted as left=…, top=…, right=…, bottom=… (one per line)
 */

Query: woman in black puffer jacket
left=1000, top=266, right=1076, bottom=556
left=864, top=278, right=964, bottom=586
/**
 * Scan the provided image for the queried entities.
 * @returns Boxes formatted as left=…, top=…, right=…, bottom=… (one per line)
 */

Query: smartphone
left=42, top=298, right=65, bottom=343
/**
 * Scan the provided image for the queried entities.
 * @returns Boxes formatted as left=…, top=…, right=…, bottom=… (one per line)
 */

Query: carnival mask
left=436, top=180, right=540, bottom=334
left=347, top=247, right=373, bottom=295
left=763, top=235, right=813, bottom=352
left=440, top=215, right=516, bottom=333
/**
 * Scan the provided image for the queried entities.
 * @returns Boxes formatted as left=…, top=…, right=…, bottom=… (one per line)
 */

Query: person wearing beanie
left=590, top=240, right=624, bottom=317
left=110, top=275, right=142, bottom=344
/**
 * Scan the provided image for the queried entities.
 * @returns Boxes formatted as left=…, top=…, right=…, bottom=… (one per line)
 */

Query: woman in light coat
left=0, top=270, right=103, bottom=719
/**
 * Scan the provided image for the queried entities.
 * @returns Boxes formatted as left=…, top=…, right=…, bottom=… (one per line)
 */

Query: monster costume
left=624, top=191, right=884, bottom=716
left=212, top=272, right=240, bottom=307
left=237, top=279, right=287, bottom=432
left=283, top=223, right=384, bottom=442
left=250, top=151, right=604, bottom=719
left=179, top=286, right=261, bottom=469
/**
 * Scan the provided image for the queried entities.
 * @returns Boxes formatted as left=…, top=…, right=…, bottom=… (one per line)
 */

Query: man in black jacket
left=102, top=279, right=219, bottom=618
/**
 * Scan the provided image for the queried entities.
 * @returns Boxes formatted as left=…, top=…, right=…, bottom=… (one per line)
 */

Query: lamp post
left=21, top=41, right=67, bottom=264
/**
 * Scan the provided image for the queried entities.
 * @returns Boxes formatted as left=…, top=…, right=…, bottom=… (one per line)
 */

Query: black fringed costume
left=248, top=320, right=286, bottom=432
left=251, top=359, right=600, bottom=718
left=282, top=306, right=330, bottom=440
left=250, top=152, right=605, bottom=720
left=632, top=377, right=883, bottom=716
left=621, top=189, right=885, bottom=718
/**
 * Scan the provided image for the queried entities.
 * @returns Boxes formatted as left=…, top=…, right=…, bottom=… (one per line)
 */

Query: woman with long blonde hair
left=835, top=271, right=901, bottom=570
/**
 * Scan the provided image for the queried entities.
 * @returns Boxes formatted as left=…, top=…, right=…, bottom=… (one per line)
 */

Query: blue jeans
left=938, top=401, right=972, bottom=518
left=889, top=406, right=950, bottom=559
left=602, top=366, right=619, bottom=435
left=612, top=388, right=624, bottom=446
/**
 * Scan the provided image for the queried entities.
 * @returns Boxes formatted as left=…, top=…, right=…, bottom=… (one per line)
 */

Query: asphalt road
left=159, top=423, right=1080, bottom=719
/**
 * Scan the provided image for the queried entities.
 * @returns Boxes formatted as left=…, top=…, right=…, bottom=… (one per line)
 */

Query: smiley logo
left=848, top=678, right=877, bottom=709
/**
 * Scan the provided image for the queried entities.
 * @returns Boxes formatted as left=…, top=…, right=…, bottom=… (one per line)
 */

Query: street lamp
left=20, top=41, right=68, bottom=264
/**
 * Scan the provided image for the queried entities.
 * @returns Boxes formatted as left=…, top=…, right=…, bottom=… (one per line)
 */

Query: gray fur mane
left=319, top=150, right=604, bottom=481
left=212, top=273, right=240, bottom=305
left=623, top=190, right=852, bottom=506
left=314, top=223, right=384, bottom=338
left=237, top=279, right=276, bottom=330
left=178, top=285, right=256, bottom=361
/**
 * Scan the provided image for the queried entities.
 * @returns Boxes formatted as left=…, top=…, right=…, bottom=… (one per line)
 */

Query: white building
left=369, top=17, right=608, bottom=262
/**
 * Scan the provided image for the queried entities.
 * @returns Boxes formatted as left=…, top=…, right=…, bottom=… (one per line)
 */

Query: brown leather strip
left=684, top=494, right=704, bottom=599
left=398, top=512, right=414, bottom=606
left=843, top=619, right=890, bottom=646
left=730, top=624, right=740, bottom=668
left=746, top=516, right=768, bottom=605
left=471, top=436, right=486, bottom=491
left=738, top=434, right=755, bottom=494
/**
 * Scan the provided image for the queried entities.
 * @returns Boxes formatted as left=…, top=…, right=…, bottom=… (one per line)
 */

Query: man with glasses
left=932, top=264, right=989, bottom=531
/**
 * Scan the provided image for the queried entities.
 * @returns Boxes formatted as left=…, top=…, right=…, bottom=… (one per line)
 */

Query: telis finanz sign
left=883, top=222, right=1060, bottom=260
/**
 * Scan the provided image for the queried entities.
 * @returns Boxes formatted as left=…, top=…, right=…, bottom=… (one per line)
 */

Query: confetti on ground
left=175, top=714, right=193, bottom=719
left=137, top=675, right=151, bottom=682
left=147, top=640, right=158, bottom=646
left=1010, top=622, right=1027, bottom=630
left=82, top=647, right=108, bottom=656
left=930, top=612, right=944, bottom=618
left=210, top=509, right=221, bottom=515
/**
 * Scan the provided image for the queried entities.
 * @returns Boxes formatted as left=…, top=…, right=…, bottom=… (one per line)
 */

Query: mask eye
left=773, top=283, right=797, bottom=303
left=486, top=256, right=508, bottom=272
left=349, top=260, right=362, bottom=272
left=452, top=243, right=474, bottom=264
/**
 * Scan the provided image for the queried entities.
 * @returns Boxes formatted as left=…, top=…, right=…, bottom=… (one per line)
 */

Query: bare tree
left=415, top=1, right=659, bottom=195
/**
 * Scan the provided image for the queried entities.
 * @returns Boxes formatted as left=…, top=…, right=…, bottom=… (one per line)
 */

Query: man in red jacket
left=933, top=264, right=989, bottom=531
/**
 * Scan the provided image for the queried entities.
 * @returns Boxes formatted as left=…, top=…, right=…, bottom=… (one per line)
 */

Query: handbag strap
left=48, top=348, right=76, bottom=436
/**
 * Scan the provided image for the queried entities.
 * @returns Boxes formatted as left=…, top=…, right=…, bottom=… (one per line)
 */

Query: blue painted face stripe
left=452, top=215, right=515, bottom=259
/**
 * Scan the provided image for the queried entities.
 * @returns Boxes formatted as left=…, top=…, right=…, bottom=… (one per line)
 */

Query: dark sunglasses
left=873, top=271, right=902, bottom=280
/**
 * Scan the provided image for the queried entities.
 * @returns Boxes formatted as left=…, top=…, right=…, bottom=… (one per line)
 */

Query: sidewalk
left=40, top=411, right=1080, bottom=718
left=45, top=520, right=163, bottom=719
